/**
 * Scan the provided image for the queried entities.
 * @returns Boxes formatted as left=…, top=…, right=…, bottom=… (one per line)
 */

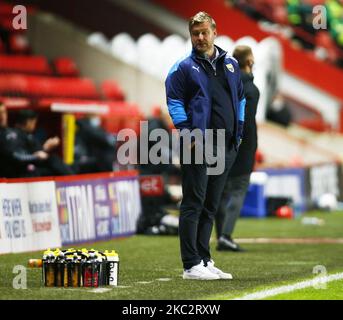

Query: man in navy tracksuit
left=165, top=12, right=246, bottom=280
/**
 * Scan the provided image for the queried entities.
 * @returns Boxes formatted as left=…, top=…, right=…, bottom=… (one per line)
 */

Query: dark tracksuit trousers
left=215, top=174, right=250, bottom=238
left=179, top=143, right=237, bottom=270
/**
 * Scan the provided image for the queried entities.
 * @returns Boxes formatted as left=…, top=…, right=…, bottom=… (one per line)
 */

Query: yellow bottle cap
left=105, top=250, right=118, bottom=256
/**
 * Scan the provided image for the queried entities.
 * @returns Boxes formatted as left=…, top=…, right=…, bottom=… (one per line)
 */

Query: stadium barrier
left=0, top=171, right=141, bottom=254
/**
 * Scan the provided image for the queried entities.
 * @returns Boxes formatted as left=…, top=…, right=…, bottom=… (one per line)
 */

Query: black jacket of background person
left=0, top=127, right=42, bottom=178
left=229, top=72, right=260, bottom=177
left=0, top=127, right=73, bottom=178
left=74, top=118, right=116, bottom=173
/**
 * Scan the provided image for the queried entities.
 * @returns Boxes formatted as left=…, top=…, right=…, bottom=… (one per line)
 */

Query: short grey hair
left=189, top=11, right=216, bottom=32
left=233, top=45, right=253, bottom=69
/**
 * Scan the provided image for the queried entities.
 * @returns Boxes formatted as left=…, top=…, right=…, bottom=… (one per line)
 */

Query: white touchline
left=88, top=288, right=113, bottom=293
left=156, top=278, right=172, bottom=282
left=233, top=272, right=343, bottom=300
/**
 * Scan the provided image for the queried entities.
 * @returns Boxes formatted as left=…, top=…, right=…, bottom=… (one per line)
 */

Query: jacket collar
left=191, top=44, right=227, bottom=62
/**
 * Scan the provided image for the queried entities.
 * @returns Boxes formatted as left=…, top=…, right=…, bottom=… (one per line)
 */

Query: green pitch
left=0, top=211, right=342, bottom=300
left=265, top=280, right=343, bottom=300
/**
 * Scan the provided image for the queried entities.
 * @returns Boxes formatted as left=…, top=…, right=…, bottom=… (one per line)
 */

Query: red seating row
left=0, top=74, right=126, bottom=101
left=102, top=102, right=145, bottom=134
left=0, top=74, right=100, bottom=99
left=0, top=55, right=52, bottom=74
left=53, top=57, right=79, bottom=77
left=0, top=54, right=81, bottom=76
left=101, top=80, right=125, bottom=101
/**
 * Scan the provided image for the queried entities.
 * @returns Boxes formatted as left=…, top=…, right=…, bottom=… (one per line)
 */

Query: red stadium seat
left=0, top=55, right=51, bottom=75
left=0, top=17, right=13, bottom=31
left=101, top=80, right=125, bottom=101
left=0, top=74, right=28, bottom=96
left=102, top=102, right=144, bottom=134
left=0, top=3, right=13, bottom=16
left=273, top=6, right=288, bottom=25
left=315, top=31, right=339, bottom=63
left=9, top=34, right=30, bottom=54
left=53, top=57, right=79, bottom=77
left=0, top=74, right=100, bottom=99
left=0, top=39, right=4, bottom=53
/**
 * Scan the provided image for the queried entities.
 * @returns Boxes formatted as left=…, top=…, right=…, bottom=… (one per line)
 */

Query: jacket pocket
left=189, top=96, right=210, bottom=130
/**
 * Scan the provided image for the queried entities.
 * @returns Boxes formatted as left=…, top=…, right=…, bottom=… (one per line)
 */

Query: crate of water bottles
left=42, top=248, right=119, bottom=288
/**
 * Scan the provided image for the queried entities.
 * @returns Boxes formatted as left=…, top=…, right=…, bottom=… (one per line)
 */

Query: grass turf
left=0, top=211, right=342, bottom=300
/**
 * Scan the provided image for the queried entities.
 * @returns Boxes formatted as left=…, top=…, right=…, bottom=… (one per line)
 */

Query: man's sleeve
left=0, top=132, right=39, bottom=164
left=165, top=62, right=191, bottom=130
left=2, top=144, right=39, bottom=164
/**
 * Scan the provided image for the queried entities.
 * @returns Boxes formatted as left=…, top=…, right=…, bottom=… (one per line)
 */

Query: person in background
left=137, top=106, right=181, bottom=236
left=215, top=45, right=260, bottom=252
left=0, top=104, right=48, bottom=178
left=73, top=114, right=116, bottom=173
left=7, top=109, right=73, bottom=177
left=139, top=106, right=181, bottom=177
left=0, top=101, right=14, bottom=177
left=266, top=93, right=293, bottom=127
left=165, top=12, right=246, bottom=280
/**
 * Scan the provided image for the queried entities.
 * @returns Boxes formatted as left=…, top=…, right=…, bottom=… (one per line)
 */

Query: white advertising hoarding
left=27, top=181, right=62, bottom=251
left=0, top=181, right=62, bottom=254
left=0, top=183, right=34, bottom=253
left=0, top=183, right=11, bottom=254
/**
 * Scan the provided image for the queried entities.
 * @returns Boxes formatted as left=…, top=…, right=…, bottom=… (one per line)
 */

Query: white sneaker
left=205, top=260, right=233, bottom=280
left=183, top=261, right=220, bottom=280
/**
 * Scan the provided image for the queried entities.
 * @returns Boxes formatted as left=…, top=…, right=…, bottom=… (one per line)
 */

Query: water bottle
left=105, top=250, right=119, bottom=286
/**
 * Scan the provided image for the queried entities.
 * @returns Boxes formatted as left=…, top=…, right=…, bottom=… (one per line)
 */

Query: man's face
left=247, top=54, right=255, bottom=73
left=190, top=21, right=217, bottom=56
left=24, top=118, right=37, bottom=133
left=0, top=105, right=8, bottom=128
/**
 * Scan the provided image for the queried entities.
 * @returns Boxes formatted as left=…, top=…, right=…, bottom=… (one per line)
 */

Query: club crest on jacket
left=226, top=63, right=234, bottom=73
